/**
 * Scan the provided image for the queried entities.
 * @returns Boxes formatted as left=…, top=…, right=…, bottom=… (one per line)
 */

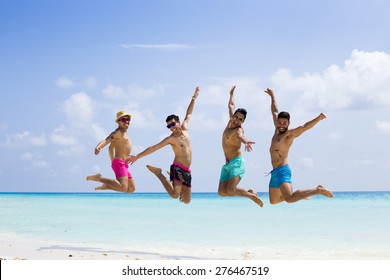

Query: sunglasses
left=120, top=117, right=131, bottom=123
left=166, top=122, right=176, bottom=128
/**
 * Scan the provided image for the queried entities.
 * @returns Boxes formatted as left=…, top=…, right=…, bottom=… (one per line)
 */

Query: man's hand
left=264, top=88, right=274, bottom=97
left=128, top=155, right=138, bottom=165
left=94, top=147, right=101, bottom=155
left=319, top=113, right=326, bottom=120
left=244, top=141, right=256, bottom=152
left=193, top=86, right=199, bottom=99
left=230, top=85, right=236, bottom=95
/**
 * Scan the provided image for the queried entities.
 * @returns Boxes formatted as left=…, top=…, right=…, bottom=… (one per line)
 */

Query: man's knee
left=269, top=194, right=284, bottom=205
left=269, top=199, right=279, bottom=205
left=226, top=187, right=236, bottom=196
left=171, top=193, right=180, bottom=199
left=284, top=197, right=295, bottom=203
left=126, top=186, right=135, bottom=193
left=218, top=188, right=228, bottom=196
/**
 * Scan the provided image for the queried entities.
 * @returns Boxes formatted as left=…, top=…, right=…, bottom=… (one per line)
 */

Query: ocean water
left=1, top=192, right=390, bottom=258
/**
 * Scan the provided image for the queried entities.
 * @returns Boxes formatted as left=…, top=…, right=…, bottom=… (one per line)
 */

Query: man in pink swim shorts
left=86, top=111, right=136, bottom=193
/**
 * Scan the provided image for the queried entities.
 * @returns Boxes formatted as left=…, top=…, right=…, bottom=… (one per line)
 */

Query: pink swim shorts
left=111, top=159, right=133, bottom=179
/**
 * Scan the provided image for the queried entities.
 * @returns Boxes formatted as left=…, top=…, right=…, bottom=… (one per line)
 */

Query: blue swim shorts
left=219, top=156, right=246, bottom=182
left=269, top=165, right=292, bottom=188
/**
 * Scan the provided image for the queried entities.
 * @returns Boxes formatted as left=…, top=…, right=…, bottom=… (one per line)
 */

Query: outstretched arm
left=291, top=113, right=326, bottom=138
left=236, top=128, right=256, bottom=152
left=128, top=137, right=171, bottom=164
left=264, top=88, right=279, bottom=127
left=94, top=130, right=117, bottom=155
left=182, top=86, right=199, bottom=130
left=228, top=85, right=236, bottom=118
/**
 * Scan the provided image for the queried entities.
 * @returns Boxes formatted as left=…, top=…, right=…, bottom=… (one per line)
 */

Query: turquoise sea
left=1, top=192, right=390, bottom=259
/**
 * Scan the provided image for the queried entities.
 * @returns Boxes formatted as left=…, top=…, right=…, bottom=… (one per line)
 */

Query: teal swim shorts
left=219, top=156, right=246, bottom=182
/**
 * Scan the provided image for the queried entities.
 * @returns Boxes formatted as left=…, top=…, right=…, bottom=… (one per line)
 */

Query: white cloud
left=102, top=85, right=127, bottom=99
left=62, top=91, right=94, bottom=128
left=128, top=85, right=157, bottom=100
left=350, top=159, right=375, bottom=166
left=84, top=77, right=97, bottom=89
left=21, top=152, right=49, bottom=168
left=123, top=107, right=159, bottom=129
left=21, top=152, right=33, bottom=160
left=376, top=120, right=390, bottom=134
left=120, top=44, right=195, bottom=51
left=300, top=157, right=314, bottom=169
left=329, top=132, right=342, bottom=140
left=90, top=124, right=107, bottom=142
left=57, top=144, right=87, bottom=157
left=201, top=77, right=262, bottom=106
left=55, top=75, right=74, bottom=89
left=271, top=50, right=390, bottom=112
left=1, top=131, right=46, bottom=148
left=31, top=160, right=49, bottom=168
left=51, top=134, right=76, bottom=145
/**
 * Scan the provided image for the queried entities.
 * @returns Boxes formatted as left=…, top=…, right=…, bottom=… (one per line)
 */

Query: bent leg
left=126, top=178, right=136, bottom=193
left=226, top=176, right=263, bottom=207
left=179, top=185, right=191, bottom=204
left=86, top=173, right=125, bottom=192
left=269, top=188, right=285, bottom=204
left=218, top=181, right=229, bottom=196
left=280, top=183, right=333, bottom=203
left=147, top=165, right=179, bottom=199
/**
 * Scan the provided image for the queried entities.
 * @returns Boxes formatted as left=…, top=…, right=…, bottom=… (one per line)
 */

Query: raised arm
left=228, top=86, right=236, bottom=117
left=290, top=113, right=326, bottom=138
left=182, top=86, right=199, bottom=130
left=128, top=137, right=171, bottom=164
left=264, top=88, right=279, bottom=127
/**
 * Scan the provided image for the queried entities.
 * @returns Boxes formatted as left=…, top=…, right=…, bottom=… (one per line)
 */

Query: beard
left=278, top=127, right=288, bottom=134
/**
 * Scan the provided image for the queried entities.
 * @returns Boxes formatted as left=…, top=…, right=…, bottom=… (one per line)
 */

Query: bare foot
left=146, top=165, right=162, bottom=175
left=317, top=185, right=334, bottom=198
left=86, top=174, right=102, bottom=182
left=95, top=184, right=109, bottom=191
left=248, top=188, right=264, bottom=207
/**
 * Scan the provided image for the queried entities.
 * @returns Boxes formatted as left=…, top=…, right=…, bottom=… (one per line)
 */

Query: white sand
left=2, top=235, right=390, bottom=260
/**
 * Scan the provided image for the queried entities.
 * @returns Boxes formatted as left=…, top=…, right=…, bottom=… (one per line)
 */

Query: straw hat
left=116, top=111, right=131, bottom=121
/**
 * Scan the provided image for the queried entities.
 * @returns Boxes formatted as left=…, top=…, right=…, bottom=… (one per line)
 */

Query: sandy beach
left=2, top=234, right=390, bottom=260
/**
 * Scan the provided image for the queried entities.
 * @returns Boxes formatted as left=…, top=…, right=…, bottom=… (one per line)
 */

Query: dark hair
left=278, top=111, right=290, bottom=121
left=234, top=108, right=247, bottom=120
left=166, top=114, right=179, bottom=123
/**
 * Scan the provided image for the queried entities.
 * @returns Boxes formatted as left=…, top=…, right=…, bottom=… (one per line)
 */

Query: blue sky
left=1, top=0, right=390, bottom=193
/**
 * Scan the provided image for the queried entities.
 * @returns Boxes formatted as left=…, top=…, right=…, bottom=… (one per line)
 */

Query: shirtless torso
left=109, top=128, right=132, bottom=161
left=269, top=129, right=294, bottom=169
left=222, top=126, right=243, bottom=161
left=168, top=129, right=192, bottom=168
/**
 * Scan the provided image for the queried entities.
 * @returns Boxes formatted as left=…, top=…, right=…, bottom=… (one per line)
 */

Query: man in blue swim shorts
left=265, top=88, right=334, bottom=204
left=269, top=164, right=292, bottom=189
left=218, top=86, right=263, bottom=207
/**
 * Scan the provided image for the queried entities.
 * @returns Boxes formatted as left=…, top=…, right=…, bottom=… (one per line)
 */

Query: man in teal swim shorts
left=218, top=86, right=263, bottom=207
left=265, top=88, right=334, bottom=204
